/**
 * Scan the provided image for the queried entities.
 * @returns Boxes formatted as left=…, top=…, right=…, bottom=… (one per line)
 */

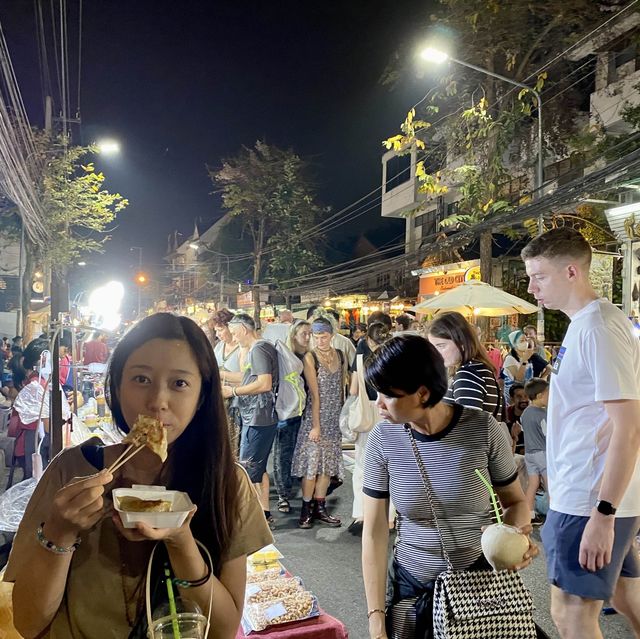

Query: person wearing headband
left=291, top=316, right=345, bottom=528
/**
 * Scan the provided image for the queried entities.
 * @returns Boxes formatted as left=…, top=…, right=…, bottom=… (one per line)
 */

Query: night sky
left=2, top=1, right=436, bottom=305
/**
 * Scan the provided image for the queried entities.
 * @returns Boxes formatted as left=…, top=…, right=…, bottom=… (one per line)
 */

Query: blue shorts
left=239, top=424, right=277, bottom=483
left=542, top=509, right=640, bottom=600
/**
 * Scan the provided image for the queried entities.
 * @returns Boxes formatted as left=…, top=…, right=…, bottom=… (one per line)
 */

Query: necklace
left=315, top=347, right=337, bottom=371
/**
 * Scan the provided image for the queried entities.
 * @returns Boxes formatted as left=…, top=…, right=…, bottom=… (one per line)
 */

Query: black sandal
left=277, top=498, right=291, bottom=513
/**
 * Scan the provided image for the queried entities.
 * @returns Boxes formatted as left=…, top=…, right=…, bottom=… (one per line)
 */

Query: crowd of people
left=0, top=227, right=638, bottom=639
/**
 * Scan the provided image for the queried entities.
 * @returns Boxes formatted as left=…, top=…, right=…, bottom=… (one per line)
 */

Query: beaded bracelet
left=171, top=560, right=212, bottom=589
left=36, top=523, right=81, bottom=554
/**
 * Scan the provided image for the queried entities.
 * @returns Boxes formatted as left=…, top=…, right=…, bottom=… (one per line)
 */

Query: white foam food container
left=113, top=485, right=194, bottom=529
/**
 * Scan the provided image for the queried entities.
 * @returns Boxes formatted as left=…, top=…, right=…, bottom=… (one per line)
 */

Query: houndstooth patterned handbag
left=405, top=425, right=537, bottom=639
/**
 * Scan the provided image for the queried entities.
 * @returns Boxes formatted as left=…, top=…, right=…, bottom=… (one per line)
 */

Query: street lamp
left=96, top=139, right=121, bottom=155
left=131, top=246, right=143, bottom=317
left=419, top=46, right=544, bottom=213
left=420, top=44, right=546, bottom=336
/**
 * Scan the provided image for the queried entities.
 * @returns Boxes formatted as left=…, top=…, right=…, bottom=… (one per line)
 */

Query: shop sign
left=419, top=260, right=481, bottom=296
left=237, top=291, right=253, bottom=307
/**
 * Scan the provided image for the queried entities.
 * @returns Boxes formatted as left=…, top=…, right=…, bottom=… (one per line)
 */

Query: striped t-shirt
left=444, top=360, right=500, bottom=415
left=363, top=404, right=518, bottom=583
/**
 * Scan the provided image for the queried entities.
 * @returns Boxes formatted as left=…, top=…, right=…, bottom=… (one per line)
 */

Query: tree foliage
left=209, top=140, right=325, bottom=286
left=384, top=0, right=625, bottom=262
left=40, top=142, right=129, bottom=271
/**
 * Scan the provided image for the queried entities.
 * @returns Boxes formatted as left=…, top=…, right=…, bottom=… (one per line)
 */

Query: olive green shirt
left=5, top=445, right=273, bottom=638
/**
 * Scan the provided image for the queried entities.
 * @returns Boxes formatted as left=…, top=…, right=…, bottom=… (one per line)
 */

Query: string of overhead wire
left=0, top=18, right=50, bottom=243
left=521, top=0, right=639, bottom=85
left=168, top=4, right=639, bottom=286
left=218, top=6, right=631, bottom=265
left=283, top=127, right=640, bottom=297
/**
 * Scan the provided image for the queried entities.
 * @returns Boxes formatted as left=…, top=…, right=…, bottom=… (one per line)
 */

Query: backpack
left=274, top=340, right=307, bottom=422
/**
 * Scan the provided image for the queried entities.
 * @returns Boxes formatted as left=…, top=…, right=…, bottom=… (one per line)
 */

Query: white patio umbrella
left=410, top=279, right=538, bottom=317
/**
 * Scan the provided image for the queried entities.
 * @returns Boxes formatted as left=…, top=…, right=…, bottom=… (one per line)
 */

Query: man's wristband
left=232, top=386, right=238, bottom=397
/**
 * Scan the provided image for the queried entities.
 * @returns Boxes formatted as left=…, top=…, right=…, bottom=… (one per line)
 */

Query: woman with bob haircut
left=6, top=313, right=273, bottom=639
left=427, top=311, right=500, bottom=416
left=361, top=334, right=535, bottom=639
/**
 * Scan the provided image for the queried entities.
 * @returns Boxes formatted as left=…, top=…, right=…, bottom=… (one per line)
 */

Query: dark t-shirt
left=238, top=340, right=279, bottom=427
left=506, top=404, right=525, bottom=454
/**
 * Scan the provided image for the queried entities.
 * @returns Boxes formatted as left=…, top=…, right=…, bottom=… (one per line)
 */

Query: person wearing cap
left=502, top=329, right=550, bottom=407
left=222, top=314, right=279, bottom=529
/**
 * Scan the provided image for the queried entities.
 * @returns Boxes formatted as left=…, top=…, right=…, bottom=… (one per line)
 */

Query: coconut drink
left=481, top=523, right=529, bottom=571
left=474, top=469, right=530, bottom=571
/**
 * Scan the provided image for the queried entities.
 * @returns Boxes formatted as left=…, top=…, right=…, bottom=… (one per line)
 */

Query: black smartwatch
left=595, top=500, right=617, bottom=516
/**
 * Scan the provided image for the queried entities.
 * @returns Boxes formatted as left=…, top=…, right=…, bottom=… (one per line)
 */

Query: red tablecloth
left=236, top=611, right=348, bottom=638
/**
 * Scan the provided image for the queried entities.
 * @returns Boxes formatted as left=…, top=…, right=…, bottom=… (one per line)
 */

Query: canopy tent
left=410, top=280, right=538, bottom=317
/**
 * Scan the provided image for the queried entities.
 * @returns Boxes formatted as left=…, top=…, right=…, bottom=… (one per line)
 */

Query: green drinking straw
left=164, top=564, right=182, bottom=639
left=475, top=468, right=502, bottom=525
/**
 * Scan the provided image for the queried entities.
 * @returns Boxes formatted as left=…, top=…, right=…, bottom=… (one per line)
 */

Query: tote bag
left=349, top=354, right=377, bottom=434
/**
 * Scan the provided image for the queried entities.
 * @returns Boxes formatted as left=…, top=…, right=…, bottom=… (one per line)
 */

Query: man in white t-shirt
left=522, top=227, right=640, bottom=639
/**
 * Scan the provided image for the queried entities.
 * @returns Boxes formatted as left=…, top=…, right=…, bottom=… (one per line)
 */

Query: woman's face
left=314, top=331, right=332, bottom=350
left=427, top=335, right=462, bottom=367
left=214, top=324, right=233, bottom=343
left=118, top=338, right=203, bottom=445
left=293, top=325, right=311, bottom=351
left=376, top=388, right=427, bottom=424
left=514, top=334, right=528, bottom=352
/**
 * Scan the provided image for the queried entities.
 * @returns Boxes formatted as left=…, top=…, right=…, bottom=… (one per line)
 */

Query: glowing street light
left=419, top=47, right=449, bottom=64
left=88, top=280, right=124, bottom=331
left=96, top=139, right=121, bottom=155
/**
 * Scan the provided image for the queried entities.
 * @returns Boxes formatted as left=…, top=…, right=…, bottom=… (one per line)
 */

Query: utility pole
left=131, top=246, right=143, bottom=317
left=45, top=95, right=67, bottom=458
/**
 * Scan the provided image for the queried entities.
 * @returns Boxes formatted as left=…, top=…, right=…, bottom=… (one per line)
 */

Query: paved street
left=268, top=455, right=635, bottom=639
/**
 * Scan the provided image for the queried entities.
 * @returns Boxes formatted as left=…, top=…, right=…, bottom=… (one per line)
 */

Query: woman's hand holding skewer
left=44, top=470, right=113, bottom=547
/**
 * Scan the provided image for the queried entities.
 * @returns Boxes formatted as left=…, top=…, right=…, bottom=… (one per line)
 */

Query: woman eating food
left=5, top=313, right=273, bottom=639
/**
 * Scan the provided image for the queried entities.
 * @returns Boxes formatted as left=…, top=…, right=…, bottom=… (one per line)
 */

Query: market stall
left=236, top=546, right=348, bottom=639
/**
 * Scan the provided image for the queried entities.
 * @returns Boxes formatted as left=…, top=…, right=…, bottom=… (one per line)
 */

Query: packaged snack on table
left=245, top=562, right=285, bottom=583
left=243, top=591, right=319, bottom=632
left=247, top=544, right=283, bottom=566
left=245, top=577, right=304, bottom=604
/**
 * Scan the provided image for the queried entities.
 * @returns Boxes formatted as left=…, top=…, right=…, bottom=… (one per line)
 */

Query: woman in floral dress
left=291, top=316, right=345, bottom=529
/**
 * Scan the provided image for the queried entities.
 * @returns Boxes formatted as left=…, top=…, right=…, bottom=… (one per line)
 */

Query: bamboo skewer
left=106, top=444, right=135, bottom=474
left=109, top=445, right=144, bottom=475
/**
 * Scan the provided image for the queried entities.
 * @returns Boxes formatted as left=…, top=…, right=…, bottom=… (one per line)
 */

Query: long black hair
left=105, top=313, right=239, bottom=576
left=13, top=338, right=49, bottom=389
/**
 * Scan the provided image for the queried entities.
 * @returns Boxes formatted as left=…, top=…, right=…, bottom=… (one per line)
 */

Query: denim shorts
left=524, top=450, right=547, bottom=476
left=239, top=424, right=277, bottom=483
left=542, top=509, right=640, bottom=600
